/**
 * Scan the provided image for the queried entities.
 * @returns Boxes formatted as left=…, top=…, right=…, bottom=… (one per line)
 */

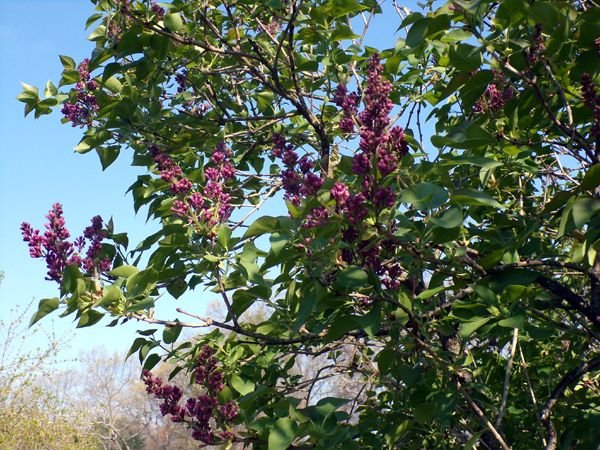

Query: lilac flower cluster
left=106, top=0, right=133, bottom=39
left=596, top=37, right=600, bottom=58
left=330, top=56, right=412, bottom=291
left=473, top=75, right=514, bottom=114
left=151, top=2, right=165, bottom=18
left=333, top=55, right=408, bottom=211
left=352, top=56, right=408, bottom=184
left=272, top=134, right=324, bottom=211
left=151, top=143, right=235, bottom=227
left=142, top=346, right=238, bottom=445
left=61, top=59, right=99, bottom=127
left=333, top=84, right=359, bottom=133
left=264, top=20, right=281, bottom=36
left=582, top=73, right=600, bottom=140
left=107, top=21, right=123, bottom=39
left=175, top=70, right=188, bottom=93
left=273, top=56, right=408, bottom=232
left=527, top=24, right=545, bottom=65
left=21, top=203, right=111, bottom=283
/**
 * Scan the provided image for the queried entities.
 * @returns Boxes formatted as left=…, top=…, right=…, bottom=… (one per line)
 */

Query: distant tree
left=20, top=0, right=600, bottom=448
left=0, top=302, right=98, bottom=449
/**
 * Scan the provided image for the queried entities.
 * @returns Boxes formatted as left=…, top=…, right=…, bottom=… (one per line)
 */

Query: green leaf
left=293, top=289, right=317, bottom=332
left=498, top=316, right=524, bottom=329
left=453, top=0, right=483, bottom=15
left=451, top=189, right=504, bottom=209
left=335, top=266, right=368, bottom=290
left=529, top=2, right=560, bottom=30
left=406, top=18, right=429, bottom=47
left=77, top=310, right=104, bottom=328
left=558, top=196, right=576, bottom=238
left=143, top=353, right=161, bottom=371
left=126, top=337, right=149, bottom=360
left=164, top=13, right=184, bottom=31
left=356, top=305, right=382, bottom=338
left=431, top=122, right=496, bottom=149
left=581, top=164, right=600, bottom=191
left=489, top=269, right=541, bottom=291
left=331, top=0, right=370, bottom=18
left=414, top=403, right=435, bottom=425
left=327, top=315, right=360, bottom=341
left=127, top=297, right=155, bottom=312
left=96, top=285, right=122, bottom=308
left=85, top=13, right=103, bottom=30
left=243, top=216, right=279, bottom=239
left=429, top=207, right=463, bottom=229
left=229, top=289, right=258, bottom=320
left=268, top=418, right=297, bottom=450
left=44, top=80, right=58, bottom=97
left=440, top=156, right=502, bottom=170
left=126, top=268, right=159, bottom=298
left=449, top=43, right=482, bottom=71
left=217, top=223, right=232, bottom=249
left=459, top=316, right=492, bottom=338
left=59, top=54, right=76, bottom=69
left=109, top=265, right=139, bottom=278
left=88, top=25, right=107, bottom=41
left=572, top=197, right=600, bottom=228
left=417, top=285, right=448, bottom=300
left=401, top=182, right=449, bottom=210
left=30, top=298, right=60, bottom=326
left=231, top=375, right=256, bottom=395
left=473, top=284, right=496, bottom=303
left=331, top=24, right=359, bottom=41
left=96, top=146, right=120, bottom=170
left=103, top=76, right=122, bottom=93
left=163, top=324, right=182, bottom=344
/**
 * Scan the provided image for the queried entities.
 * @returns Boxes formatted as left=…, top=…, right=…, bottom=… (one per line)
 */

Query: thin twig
left=540, top=354, right=600, bottom=450
left=495, top=328, right=519, bottom=429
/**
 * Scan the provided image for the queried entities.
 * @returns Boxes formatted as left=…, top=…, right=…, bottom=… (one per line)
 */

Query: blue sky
left=0, top=0, right=421, bottom=360
left=0, top=1, right=156, bottom=357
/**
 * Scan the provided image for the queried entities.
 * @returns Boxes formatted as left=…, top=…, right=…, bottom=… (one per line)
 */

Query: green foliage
left=19, top=0, right=600, bottom=448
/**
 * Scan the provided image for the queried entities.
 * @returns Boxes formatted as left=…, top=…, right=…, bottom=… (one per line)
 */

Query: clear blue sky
left=0, top=0, right=421, bottom=359
left=0, top=0, right=157, bottom=357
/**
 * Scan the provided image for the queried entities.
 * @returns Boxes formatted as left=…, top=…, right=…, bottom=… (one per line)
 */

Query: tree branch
left=540, top=354, right=600, bottom=450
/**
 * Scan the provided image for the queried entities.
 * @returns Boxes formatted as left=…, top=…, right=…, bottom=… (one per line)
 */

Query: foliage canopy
left=19, top=0, right=600, bottom=448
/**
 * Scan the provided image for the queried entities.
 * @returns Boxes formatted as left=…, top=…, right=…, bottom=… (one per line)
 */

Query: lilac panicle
left=21, top=205, right=111, bottom=282
left=142, top=345, right=237, bottom=446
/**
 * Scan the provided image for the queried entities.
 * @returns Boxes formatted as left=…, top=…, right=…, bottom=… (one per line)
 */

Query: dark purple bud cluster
left=150, top=143, right=235, bottom=228
left=82, top=215, right=111, bottom=273
left=473, top=81, right=514, bottom=114
left=276, top=56, right=409, bottom=230
left=264, top=20, right=281, bottom=36
left=303, top=207, right=329, bottom=228
left=582, top=73, right=600, bottom=140
left=175, top=70, right=188, bottom=93
left=527, top=24, right=545, bottom=65
left=333, top=84, right=359, bottom=133
left=151, top=2, right=165, bottom=18
left=330, top=182, right=350, bottom=207
left=142, top=346, right=238, bottom=446
left=333, top=55, right=408, bottom=207
left=271, top=134, right=324, bottom=212
left=340, top=228, right=404, bottom=290
left=21, top=204, right=111, bottom=283
left=330, top=56, right=413, bottom=292
left=107, top=21, right=123, bottom=39
left=61, top=59, right=99, bottom=128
